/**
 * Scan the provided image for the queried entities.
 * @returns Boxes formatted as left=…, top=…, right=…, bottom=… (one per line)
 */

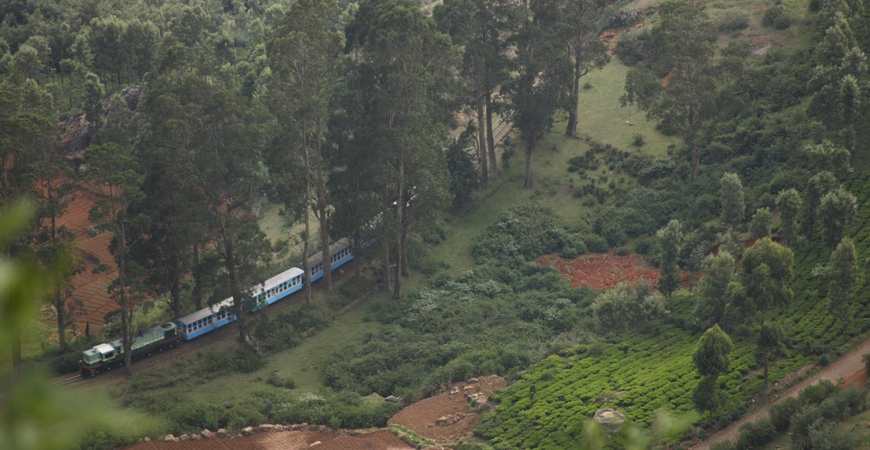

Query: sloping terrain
left=124, top=430, right=412, bottom=450
left=56, top=186, right=120, bottom=333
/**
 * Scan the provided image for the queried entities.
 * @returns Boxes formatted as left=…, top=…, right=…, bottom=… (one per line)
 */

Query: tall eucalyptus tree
left=266, top=0, right=344, bottom=301
left=343, top=0, right=458, bottom=298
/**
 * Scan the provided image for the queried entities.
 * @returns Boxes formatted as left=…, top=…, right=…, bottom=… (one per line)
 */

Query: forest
left=1, top=0, right=870, bottom=448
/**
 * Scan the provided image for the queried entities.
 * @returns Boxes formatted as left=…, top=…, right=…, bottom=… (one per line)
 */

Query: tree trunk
left=170, top=273, right=181, bottom=320
left=119, top=221, right=133, bottom=377
left=50, top=205, right=67, bottom=351
left=394, top=152, right=405, bottom=299
left=193, top=244, right=203, bottom=310
left=565, top=56, right=582, bottom=137
left=224, top=234, right=246, bottom=343
left=55, top=287, right=66, bottom=351
left=523, top=137, right=534, bottom=188
left=12, top=330, right=21, bottom=373
left=315, top=122, right=332, bottom=293
left=485, top=90, right=498, bottom=179
left=303, top=136, right=313, bottom=307
left=477, top=97, right=489, bottom=188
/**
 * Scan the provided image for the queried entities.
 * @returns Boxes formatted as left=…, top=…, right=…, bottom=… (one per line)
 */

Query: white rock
left=164, top=434, right=176, bottom=442
left=201, top=429, right=212, bottom=438
left=179, top=434, right=189, bottom=441
left=310, top=441, right=322, bottom=447
left=217, top=428, right=227, bottom=437
left=242, top=426, right=254, bottom=436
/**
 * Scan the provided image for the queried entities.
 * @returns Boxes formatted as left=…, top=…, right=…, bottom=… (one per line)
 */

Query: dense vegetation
left=2, top=0, right=870, bottom=447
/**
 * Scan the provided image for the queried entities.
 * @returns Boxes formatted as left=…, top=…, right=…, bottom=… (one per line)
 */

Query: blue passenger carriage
left=302, top=238, right=354, bottom=282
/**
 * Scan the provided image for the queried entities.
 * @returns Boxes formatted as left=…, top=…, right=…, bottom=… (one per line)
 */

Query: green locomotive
left=80, top=322, right=179, bottom=376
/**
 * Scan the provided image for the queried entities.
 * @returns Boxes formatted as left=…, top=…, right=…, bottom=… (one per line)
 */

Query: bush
left=709, top=440, right=736, bottom=450
left=862, top=352, right=870, bottom=377
left=267, top=370, right=296, bottom=388
left=584, top=234, right=609, bottom=253
left=762, top=5, right=790, bottom=29
left=717, top=12, right=749, bottom=32
left=768, top=396, right=800, bottom=431
left=202, top=346, right=266, bottom=374
left=632, top=235, right=654, bottom=255
left=616, top=27, right=650, bottom=66
left=735, top=419, right=775, bottom=448
left=632, top=133, right=645, bottom=147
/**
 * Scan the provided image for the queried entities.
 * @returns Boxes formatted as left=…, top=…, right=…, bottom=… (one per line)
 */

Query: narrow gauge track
left=51, top=115, right=513, bottom=388
left=50, top=260, right=360, bottom=388
left=51, top=374, right=83, bottom=387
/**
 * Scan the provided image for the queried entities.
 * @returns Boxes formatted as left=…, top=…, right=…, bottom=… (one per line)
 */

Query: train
left=80, top=238, right=357, bottom=376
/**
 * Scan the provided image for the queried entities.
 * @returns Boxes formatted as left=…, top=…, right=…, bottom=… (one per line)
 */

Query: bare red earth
left=56, top=187, right=121, bottom=334
left=124, top=430, right=413, bottom=450
left=388, top=375, right=507, bottom=445
left=536, top=252, right=689, bottom=290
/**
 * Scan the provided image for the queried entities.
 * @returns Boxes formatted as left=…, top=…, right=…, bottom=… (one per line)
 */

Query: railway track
left=49, top=259, right=363, bottom=387
left=51, top=374, right=83, bottom=387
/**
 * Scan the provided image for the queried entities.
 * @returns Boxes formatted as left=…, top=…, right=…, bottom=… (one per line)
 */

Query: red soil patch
left=55, top=186, right=120, bottom=334
left=124, top=430, right=413, bottom=450
left=536, top=252, right=690, bottom=290
left=388, top=375, right=507, bottom=445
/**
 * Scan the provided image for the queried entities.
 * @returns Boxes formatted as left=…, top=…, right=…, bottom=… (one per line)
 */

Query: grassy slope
left=98, top=2, right=843, bottom=444
left=429, top=61, right=659, bottom=278
left=477, top=7, right=870, bottom=450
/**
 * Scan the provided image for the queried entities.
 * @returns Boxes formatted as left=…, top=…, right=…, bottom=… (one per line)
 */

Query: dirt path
left=691, top=337, right=870, bottom=449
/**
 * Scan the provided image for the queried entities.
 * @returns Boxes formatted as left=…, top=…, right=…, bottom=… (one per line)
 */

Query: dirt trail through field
left=691, top=337, right=870, bottom=449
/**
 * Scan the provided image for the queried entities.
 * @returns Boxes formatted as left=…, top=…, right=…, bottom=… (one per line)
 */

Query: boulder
left=122, top=86, right=140, bottom=111
left=385, top=395, right=400, bottom=402
left=179, top=434, right=189, bottom=441
left=224, top=402, right=233, bottom=409
left=258, top=424, right=277, bottom=432
left=594, top=409, right=626, bottom=435
left=64, top=126, right=91, bottom=158
left=463, top=385, right=475, bottom=391
left=163, top=434, right=176, bottom=442
left=217, top=428, right=227, bottom=437
left=242, top=426, right=254, bottom=436
left=191, top=434, right=201, bottom=440
left=450, top=386, right=459, bottom=395
left=466, top=393, right=479, bottom=403
left=201, top=429, right=213, bottom=439
left=144, top=437, right=150, bottom=442
left=466, top=377, right=479, bottom=384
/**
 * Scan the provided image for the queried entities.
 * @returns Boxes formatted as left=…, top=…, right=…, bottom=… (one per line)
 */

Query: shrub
left=616, top=27, right=650, bottom=66
left=768, top=396, right=800, bottom=431
left=762, top=5, right=790, bottom=29
left=584, top=234, right=609, bottom=253
left=717, top=12, right=749, bottom=32
left=862, top=353, right=870, bottom=377
left=798, top=380, right=838, bottom=406
left=632, top=235, right=654, bottom=255
left=709, top=441, right=736, bottom=450
left=735, top=419, right=775, bottom=449
left=632, top=133, right=646, bottom=147
left=809, top=420, right=856, bottom=450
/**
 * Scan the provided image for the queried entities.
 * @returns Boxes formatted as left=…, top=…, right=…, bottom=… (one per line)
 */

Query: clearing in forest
left=536, top=252, right=690, bottom=290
